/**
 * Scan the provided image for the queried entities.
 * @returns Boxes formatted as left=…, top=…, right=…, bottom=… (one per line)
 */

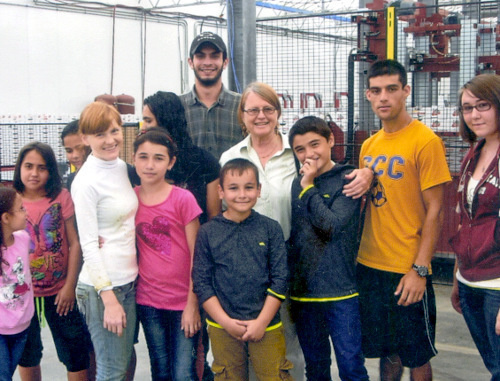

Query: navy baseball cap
left=190, top=32, right=227, bottom=57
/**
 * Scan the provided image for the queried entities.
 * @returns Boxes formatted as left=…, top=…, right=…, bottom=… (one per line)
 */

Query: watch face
left=413, top=265, right=428, bottom=277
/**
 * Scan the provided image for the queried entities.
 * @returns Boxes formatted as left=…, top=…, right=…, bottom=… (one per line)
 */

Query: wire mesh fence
left=0, top=121, right=139, bottom=185
left=256, top=1, right=496, bottom=166
left=0, top=122, right=68, bottom=184
left=255, top=0, right=498, bottom=258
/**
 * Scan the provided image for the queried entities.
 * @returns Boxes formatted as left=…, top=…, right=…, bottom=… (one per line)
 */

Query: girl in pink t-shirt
left=133, top=128, right=202, bottom=380
left=12, top=142, right=90, bottom=380
left=0, top=187, right=33, bottom=381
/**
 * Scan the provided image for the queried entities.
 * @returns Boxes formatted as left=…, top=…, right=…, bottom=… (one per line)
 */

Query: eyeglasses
left=459, top=101, right=492, bottom=114
left=243, top=107, right=276, bottom=116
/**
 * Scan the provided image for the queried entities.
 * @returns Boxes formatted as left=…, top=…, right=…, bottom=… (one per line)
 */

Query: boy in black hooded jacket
left=287, top=116, right=368, bottom=381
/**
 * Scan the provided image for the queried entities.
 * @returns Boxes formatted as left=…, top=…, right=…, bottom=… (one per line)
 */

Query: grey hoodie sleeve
left=299, top=179, right=360, bottom=239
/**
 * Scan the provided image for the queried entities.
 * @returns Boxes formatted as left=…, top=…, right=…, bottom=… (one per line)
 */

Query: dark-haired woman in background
left=142, top=91, right=221, bottom=225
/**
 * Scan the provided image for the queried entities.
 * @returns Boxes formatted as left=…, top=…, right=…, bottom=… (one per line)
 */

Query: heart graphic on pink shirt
left=137, top=216, right=171, bottom=255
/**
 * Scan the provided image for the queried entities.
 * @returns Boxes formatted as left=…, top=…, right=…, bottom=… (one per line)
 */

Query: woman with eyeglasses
left=220, top=82, right=296, bottom=239
left=220, top=82, right=302, bottom=379
left=450, top=73, right=500, bottom=379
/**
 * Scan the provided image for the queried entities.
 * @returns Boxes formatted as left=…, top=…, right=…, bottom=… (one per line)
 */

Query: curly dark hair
left=143, top=91, right=194, bottom=150
left=143, top=92, right=197, bottom=183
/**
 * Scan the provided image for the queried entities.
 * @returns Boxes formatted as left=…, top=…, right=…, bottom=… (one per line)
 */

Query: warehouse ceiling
left=137, top=0, right=360, bottom=15
left=31, top=0, right=492, bottom=20
left=142, top=0, right=357, bottom=10
left=135, top=0, right=486, bottom=18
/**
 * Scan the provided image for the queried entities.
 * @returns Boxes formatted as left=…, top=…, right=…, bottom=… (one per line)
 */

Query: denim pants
left=77, top=281, right=137, bottom=381
left=137, top=304, right=196, bottom=381
left=459, top=282, right=500, bottom=381
left=293, top=298, right=369, bottom=381
left=0, top=329, right=29, bottom=381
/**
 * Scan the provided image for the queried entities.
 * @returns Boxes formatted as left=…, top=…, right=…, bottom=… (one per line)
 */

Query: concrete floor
left=13, top=283, right=491, bottom=381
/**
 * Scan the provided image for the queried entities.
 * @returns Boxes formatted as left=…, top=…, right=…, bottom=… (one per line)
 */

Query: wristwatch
left=412, top=264, right=429, bottom=277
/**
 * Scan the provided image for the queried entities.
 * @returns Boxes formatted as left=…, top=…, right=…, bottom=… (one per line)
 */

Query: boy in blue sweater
left=287, top=116, right=368, bottom=381
left=192, top=158, right=292, bottom=380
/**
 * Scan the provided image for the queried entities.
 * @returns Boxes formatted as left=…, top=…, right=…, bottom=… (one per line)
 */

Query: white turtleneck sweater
left=71, top=154, right=138, bottom=291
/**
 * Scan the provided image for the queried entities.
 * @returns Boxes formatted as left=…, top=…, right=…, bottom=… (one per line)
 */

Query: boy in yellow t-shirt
left=354, top=59, right=451, bottom=381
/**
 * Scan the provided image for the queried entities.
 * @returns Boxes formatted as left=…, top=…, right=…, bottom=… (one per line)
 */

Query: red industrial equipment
left=95, top=94, right=118, bottom=108
left=116, top=94, right=135, bottom=114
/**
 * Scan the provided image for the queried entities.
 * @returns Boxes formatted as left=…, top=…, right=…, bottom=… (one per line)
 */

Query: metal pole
left=347, top=53, right=355, bottom=164
left=227, top=0, right=257, bottom=93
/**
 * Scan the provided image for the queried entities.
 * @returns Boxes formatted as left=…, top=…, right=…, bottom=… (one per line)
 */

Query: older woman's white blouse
left=220, top=133, right=296, bottom=240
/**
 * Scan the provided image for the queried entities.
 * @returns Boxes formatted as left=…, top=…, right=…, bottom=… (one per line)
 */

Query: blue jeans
left=0, top=329, right=29, bottom=381
left=459, top=282, right=500, bottom=381
left=293, top=297, right=369, bottom=381
left=138, top=305, right=196, bottom=381
left=77, top=282, right=137, bottom=381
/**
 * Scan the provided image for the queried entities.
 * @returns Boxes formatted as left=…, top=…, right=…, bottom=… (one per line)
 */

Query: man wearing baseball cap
left=180, top=32, right=243, bottom=159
